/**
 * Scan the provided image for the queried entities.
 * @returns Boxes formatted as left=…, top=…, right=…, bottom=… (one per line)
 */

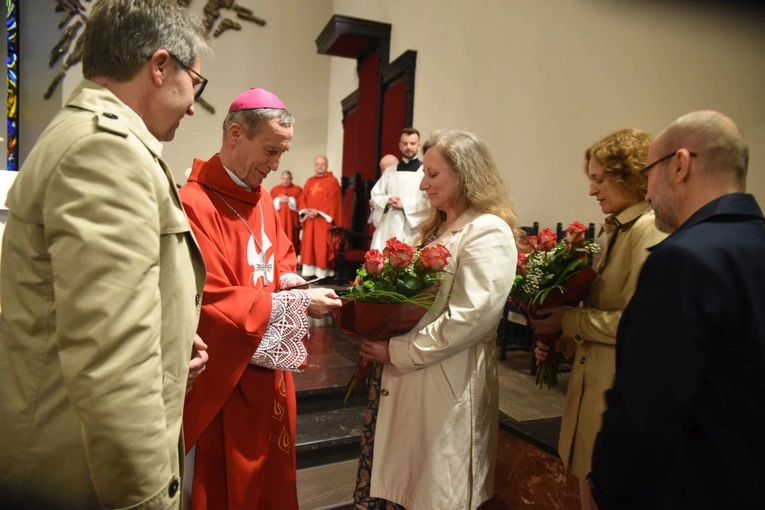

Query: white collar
left=223, top=165, right=251, bottom=191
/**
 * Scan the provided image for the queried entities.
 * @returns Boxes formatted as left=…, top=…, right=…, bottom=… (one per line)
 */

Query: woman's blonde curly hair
left=584, top=128, right=652, bottom=200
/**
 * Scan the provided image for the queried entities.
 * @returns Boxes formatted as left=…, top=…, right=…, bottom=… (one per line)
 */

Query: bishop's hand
left=307, top=288, right=342, bottom=318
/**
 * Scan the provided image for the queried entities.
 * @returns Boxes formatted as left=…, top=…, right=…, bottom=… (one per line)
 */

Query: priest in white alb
left=370, top=127, right=430, bottom=250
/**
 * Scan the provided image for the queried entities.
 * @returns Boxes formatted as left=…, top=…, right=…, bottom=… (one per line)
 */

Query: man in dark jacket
left=590, top=110, right=765, bottom=509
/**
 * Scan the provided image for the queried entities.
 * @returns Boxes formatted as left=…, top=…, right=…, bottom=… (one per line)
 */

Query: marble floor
left=498, top=350, right=570, bottom=422
left=295, top=316, right=570, bottom=421
left=294, top=312, right=571, bottom=509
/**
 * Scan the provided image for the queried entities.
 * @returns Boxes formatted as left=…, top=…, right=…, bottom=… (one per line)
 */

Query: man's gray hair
left=222, top=108, right=295, bottom=140
left=83, top=0, right=209, bottom=82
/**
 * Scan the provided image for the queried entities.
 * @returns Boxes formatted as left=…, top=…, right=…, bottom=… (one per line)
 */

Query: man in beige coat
left=0, top=1, right=208, bottom=508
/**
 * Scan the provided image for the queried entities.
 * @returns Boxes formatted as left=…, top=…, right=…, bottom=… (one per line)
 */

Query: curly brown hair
left=584, top=128, right=652, bottom=200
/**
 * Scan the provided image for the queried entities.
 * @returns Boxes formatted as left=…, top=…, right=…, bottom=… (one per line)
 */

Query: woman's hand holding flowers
left=360, top=338, right=391, bottom=364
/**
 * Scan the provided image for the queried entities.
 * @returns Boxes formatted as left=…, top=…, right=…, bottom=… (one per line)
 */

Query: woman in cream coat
left=355, top=130, right=520, bottom=510
left=531, top=129, right=666, bottom=510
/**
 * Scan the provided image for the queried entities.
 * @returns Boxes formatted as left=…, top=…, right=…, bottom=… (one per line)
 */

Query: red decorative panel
left=341, top=189, right=355, bottom=229
left=380, top=78, right=407, bottom=162
left=355, top=51, right=380, bottom=181
left=342, top=108, right=358, bottom=178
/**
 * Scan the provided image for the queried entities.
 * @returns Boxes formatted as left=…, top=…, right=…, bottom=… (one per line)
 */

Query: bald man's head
left=379, top=154, right=399, bottom=172
left=656, top=110, right=748, bottom=189
left=314, top=155, right=328, bottom=176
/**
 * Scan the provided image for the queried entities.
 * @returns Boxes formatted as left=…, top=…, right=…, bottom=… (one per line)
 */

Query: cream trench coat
left=371, top=209, right=517, bottom=510
left=558, top=202, right=666, bottom=478
left=0, top=80, right=205, bottom=509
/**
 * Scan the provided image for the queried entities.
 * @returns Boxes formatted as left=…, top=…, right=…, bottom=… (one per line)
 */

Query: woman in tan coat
left=531, top=128, right=666, bottom=510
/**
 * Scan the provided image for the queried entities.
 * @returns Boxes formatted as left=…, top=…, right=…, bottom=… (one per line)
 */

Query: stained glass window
left=6, top=0, right=18, bottom=171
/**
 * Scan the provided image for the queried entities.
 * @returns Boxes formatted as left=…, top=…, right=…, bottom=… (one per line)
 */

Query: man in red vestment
left=298, top=155, right=341, bottom=278
left=180, top=88, right=341, bottom=510
left=270, top=170, right=302, bottom=247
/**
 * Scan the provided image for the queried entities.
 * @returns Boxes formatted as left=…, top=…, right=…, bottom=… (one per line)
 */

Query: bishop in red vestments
left=298, top=155, right=341, bottom=278
left=180, top=88, right=341, bottom=510
left=270, top=170, right=302, bottom=247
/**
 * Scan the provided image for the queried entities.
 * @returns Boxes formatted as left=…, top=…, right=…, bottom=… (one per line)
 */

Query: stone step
left=296, top=406, right=366, bottom=470
left=297, top=459, right=357, bottom=510
left=296, top=382, right=367, bottom=415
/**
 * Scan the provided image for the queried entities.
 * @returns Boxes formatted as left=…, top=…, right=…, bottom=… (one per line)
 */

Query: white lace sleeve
left=250, top=290, right=311, bottom=372
left=279, top=273, right=302, bottom=288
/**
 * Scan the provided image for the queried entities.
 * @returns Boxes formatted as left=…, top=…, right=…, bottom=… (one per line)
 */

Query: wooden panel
left=380, top=79, right=407, bottom=159
left=316, top=15, right=390, bottom=59
left=378, top=50, right=417, bottom=176
left=341, top=104, right=358, bottom=179
left=355, top=51, right=380, bottom=181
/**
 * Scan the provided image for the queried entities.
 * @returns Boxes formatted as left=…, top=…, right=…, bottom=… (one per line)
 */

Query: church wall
left=328, top=0, right=765, bottom=229
left=18, top=0, right=333, bottom=188
left=14, top=1, right=765, bottom=224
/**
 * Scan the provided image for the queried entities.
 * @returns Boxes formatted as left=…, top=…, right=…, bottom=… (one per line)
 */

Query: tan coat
left=0, top=81, right=205, bottom=509
left=558, top=202, right=666, bottom=478
left=373, top=209, right=517, bottom=510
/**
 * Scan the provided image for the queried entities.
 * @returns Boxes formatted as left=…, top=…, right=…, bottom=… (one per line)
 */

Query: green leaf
left=399, top=274, right=423, bottom=291
left=376, top=280, right=395, bottom=292
left=540, top=274, right=556, bottom=284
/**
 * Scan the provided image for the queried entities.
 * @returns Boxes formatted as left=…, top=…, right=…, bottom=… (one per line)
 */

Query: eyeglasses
left=168, top=53, right=208, bottom=100
left=640, top=150, right=697, bottom=178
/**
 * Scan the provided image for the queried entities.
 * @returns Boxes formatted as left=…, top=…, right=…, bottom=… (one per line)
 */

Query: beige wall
left=329, top=0, right=765, bottom=229
left=15, top=0, right=765, bottom=224
left=324, top=56, right=357, bottom=178
left=18, top=1, right=62, bottom=167
left=19, top=0, right=333, bottom=187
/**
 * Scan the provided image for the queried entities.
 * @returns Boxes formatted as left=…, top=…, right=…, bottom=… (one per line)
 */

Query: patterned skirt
left=353, top=363, right=406, bottom=510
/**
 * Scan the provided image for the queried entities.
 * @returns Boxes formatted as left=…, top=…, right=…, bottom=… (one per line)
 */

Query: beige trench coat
left=558, top=202, right=666, bottom=478
left=372, top=209, right=517, bottom=510
left=0, top=81, right=205, bottom=509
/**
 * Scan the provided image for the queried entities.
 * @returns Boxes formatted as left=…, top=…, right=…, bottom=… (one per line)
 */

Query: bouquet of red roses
left=334, top=238, right=451, bottom=401
left=511, top=222, right=600, bottom=389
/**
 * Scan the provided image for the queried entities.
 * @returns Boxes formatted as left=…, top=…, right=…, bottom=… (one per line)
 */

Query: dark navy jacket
left=591, top=193, right=765, bottom=509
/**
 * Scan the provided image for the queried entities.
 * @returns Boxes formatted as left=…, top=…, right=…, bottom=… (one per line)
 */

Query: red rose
left=383, top=237, right=415, bottom=268
left=565, top=221, right=587, bottom=247
left=419, top=246, right=450, bottom=271
left=434, top=243, right=451, bottom=259
left=538, top=228, right=557, bottom=251
left=516, top=252, right=529, bottom=274
left=364, top=249, right=385, bottom=275
left=567, top=221, right=587, bottom=234
left=522, top=235, right=539, bottom=252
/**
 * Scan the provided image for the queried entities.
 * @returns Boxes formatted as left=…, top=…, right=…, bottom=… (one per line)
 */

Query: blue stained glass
left=6, top=0, right=19, bottom=171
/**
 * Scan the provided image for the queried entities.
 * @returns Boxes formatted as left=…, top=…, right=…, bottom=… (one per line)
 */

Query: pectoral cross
left=256, top=257, right=274, bottom=282
left=248, top=233, right=275, bottom=288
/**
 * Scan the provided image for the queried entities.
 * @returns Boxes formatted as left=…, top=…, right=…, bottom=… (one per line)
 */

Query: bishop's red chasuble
left=270, top=183, right=302, bottom=247
left=298, top=172, right=341, bottom=271
left=180, top=155, right=301, bottom=510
